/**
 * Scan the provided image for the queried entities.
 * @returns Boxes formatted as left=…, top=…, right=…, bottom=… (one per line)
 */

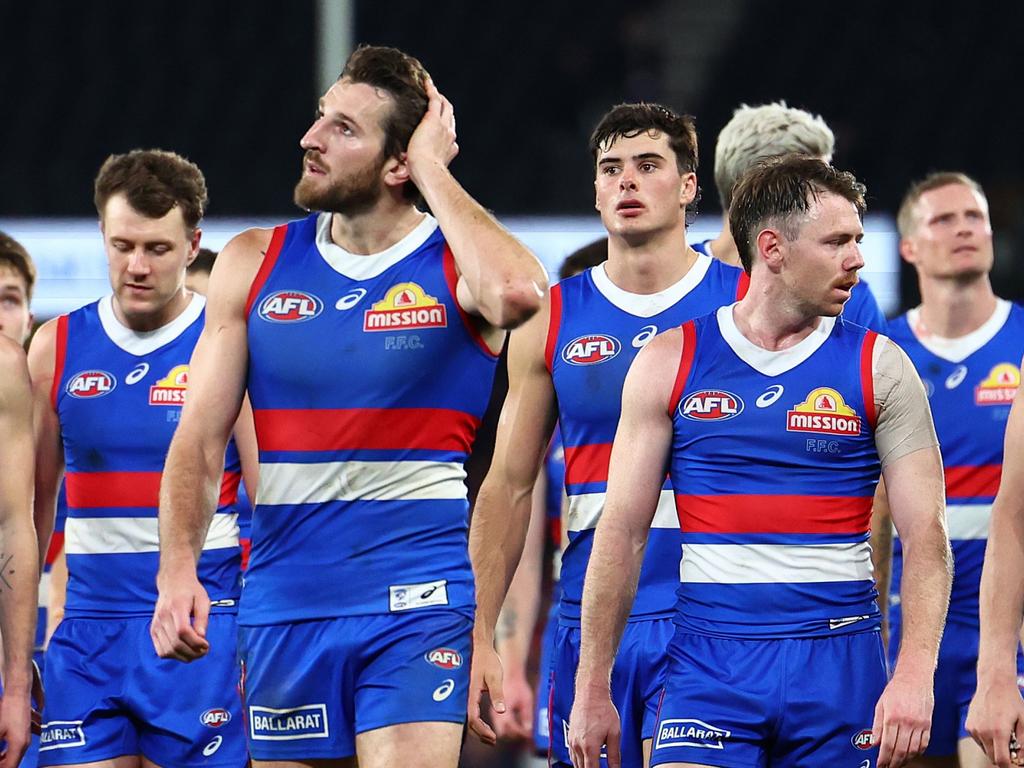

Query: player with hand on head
left=151, top=44, right=547, bottom=768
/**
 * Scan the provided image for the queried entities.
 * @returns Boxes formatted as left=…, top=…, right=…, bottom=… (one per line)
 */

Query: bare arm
left=467, top=302, right=557, bottom=743
left=871, top=479, right=893, bottom=652
left=569, top=330, right=681, bottom=768
left=405, top=79, right=547, bottom=330
left=26, top=320, right=63, bottom=571
left=0, top=340, right=41, bottom=767
left=233, top=394, right=259, bottom=505
left=152, top=227, right=266, bottom=662
left=967, top=365, right=1024, bottom=767
left=870, top=340, right=950, bottom=768
left=492, top=473, right=548, bottom=740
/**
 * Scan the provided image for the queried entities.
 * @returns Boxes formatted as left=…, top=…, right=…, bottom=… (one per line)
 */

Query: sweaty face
left=0, top=264, right=32, bottom=344
left=594, top=131, right=695, bottom=242
left=903, top=183, right=993, bottom=281
left=294, top=78, right=393, bottom=215
left=778, top=191, right=865, bottom=318
left=101, top=194, right=198, bottom=330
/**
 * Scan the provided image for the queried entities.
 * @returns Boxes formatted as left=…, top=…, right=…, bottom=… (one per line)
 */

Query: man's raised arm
left=467, top=301, right=557, bottom=744
left=151, top=228, right=268, bottom=662
left=405, top=79, right=547, bottom=330
left=568, top=329, right=680, bottom=768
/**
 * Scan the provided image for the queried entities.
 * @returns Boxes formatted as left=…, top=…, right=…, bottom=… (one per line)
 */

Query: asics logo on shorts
left=432, top=679, right=456, bottom=702
left=203, top=735, right=223, bottom=756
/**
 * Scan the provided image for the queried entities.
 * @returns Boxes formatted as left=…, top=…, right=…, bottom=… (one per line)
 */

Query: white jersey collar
left=590, top=254, right=713, bottom=319
left=717, top=303, right=836, bottom=377
left=98, top=292, right=205, bottom=356
left=315, top=211, right=438, bottom=280
left=905, top=299, right=1011, bottom=363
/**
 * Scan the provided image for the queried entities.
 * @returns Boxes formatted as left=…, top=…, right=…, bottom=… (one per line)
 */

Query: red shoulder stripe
left=544, top=284, right=563, bottom=374
left=860, top=330, right=879, bottom=431
left=442, top=245, right=499, bottom=358
left=50, top=314, right=69, bottom=411
left=668, top=321, right=697, bottom=416
left=244, top=225, right=288, bottom=318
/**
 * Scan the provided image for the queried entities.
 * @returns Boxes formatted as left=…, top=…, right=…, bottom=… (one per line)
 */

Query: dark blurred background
left=3, top=0, right=1022, bottom=306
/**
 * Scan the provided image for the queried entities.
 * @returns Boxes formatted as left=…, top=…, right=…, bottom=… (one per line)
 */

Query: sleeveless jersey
left=243, top=212, right=498, bottom=624
left=888, top=300, right=1024, bottom=626
left=668, top=307, right=882, bottom=637
left=54, top=295, right=241, bottom=617
left=548, top=255, right=748, bottom=624
left=692, top=238, right=887, bottom=332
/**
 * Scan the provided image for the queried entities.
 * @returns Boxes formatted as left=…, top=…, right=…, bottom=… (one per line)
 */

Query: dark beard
left=293, top=155, right=385, bottom=215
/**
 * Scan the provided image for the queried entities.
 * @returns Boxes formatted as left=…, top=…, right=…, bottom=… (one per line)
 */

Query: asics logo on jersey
left=680, top=390, right=744, bottom=421
left=425, top=648, right=463, bottom=669
left=631, top=324, right=658, bottom=348
left=200, top=708, right=232, bottom=727
left=203, top=736, right=223, bottom=756
left=655, top=718, right=731, bottom=750
left=258, top=291, right=324, bottom=323
left=755, top=384, right=785, bottom=408
left=562, top=334, right=621, bottom=365
left=851, top=729, right=873, bottom=750
left=125, top=362, right=149, bottom=385
left=432, top=678, right=456, bottom=702
left=335, top=288, right=367, bottom=310
left=66, top=370, right=116, bottom=399
left=945, top=365, right=967, bottom=390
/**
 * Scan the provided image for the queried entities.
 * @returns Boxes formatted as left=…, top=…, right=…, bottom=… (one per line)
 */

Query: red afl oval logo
left=561, top=334, right=621, bottom=366
left=200, top=708, right=232, bottom=728
left=851, top=729, right=873, bottom=750
left=680, top=390, right=744, bottom=421
left=257, top=291, right=323, bottom=323
left=425, top=648, right=463, bottom=669
left=66, top=370, right=116, bottom=399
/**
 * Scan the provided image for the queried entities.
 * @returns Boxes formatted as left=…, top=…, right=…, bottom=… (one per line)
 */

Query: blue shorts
left=39, top=615, right=245, bottom=767
left=889, top=616, right=1024, bottom=755
left=549, top=617, right=674, bottom=768
left=238, top=609, right=472, bottom=760
left=651, top=630, right=887, bottom=768
left=533, top=600, right=559, bottom=755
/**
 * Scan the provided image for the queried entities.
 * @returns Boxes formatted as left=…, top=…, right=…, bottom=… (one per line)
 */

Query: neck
left=731, top=272, right=822, bottom=351
left=114, top=288, right=192, bottom=333
left=328, top=199, right=424, bottom=255
left=603, top=226, right=697, bottom=294
left=709, top=216, right=741, bottom=266
left=915, top=274, right=997, bottom=338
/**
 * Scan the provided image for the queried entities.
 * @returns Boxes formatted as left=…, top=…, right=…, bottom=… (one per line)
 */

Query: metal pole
left=316, top=0, right=353, bottom=96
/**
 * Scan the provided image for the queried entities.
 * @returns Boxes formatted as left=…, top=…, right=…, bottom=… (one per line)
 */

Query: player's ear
left=756, top=227, right=784, bottom=273
left=384, top=153, right=411, bottom=192
left=679, top=172, right=697, bottom=209
left=898, top=237, right=916, bottom=265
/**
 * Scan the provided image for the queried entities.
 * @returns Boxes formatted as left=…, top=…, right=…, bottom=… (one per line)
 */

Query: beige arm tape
left=873, top=337, right=939, bottom=468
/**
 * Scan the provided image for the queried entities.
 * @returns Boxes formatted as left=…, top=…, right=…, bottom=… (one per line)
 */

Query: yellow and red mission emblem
left=363, top=282, right=448, bottom=332
left=786, top=387, right=862, bottom=435
left=149, top=364, right=189, bottom=406
left=975, top=363, right=1020, bottom=406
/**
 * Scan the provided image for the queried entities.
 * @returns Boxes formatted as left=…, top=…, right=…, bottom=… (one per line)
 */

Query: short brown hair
left=188, top=247, right=217, bottom=276
left=94, top=149, right=208, bottom=233
left=0, top=231, right=36, bottom=301
left=590, top=103, right=699, bottom=176
left=729, top=154, right=866, bottom=274
left=896, top=171, right=985, bottom=238
left=559, top=238, right=608, bottom=280
left=341, top=45, right=430, bottom=201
